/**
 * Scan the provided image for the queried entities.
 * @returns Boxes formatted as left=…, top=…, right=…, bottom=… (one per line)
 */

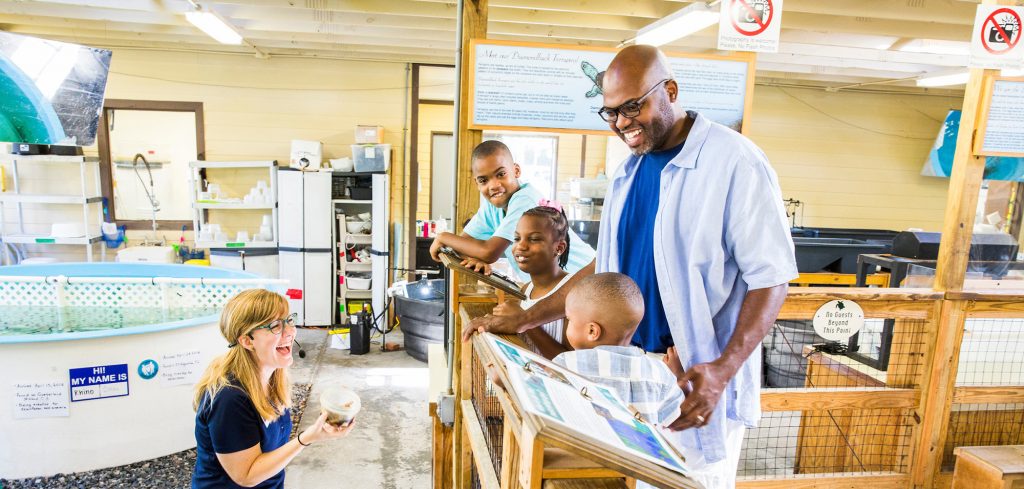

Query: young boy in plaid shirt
left=529, top=272, right=685, bottom=438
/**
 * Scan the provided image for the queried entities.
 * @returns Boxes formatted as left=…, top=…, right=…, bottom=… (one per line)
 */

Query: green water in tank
left=0, top=306, right=221, bottom=335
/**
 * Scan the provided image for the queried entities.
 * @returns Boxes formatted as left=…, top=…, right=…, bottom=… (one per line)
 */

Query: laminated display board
left=468, top=39, right=756, bottom=135
left=975, top=76, right=1024, bottom=158
left=473, top=333, right=700, bottom=488
left=439, top=247, right=526, bottom=300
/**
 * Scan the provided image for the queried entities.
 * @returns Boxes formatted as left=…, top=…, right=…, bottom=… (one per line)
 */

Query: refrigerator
left=278, top=169, right=332, bottom=326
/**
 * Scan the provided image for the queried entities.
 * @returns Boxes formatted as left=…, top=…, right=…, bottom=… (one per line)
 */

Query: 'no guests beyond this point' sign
left=718, top=0, right=783, bottom=54
left=970, top=5, right=1024, bottom=70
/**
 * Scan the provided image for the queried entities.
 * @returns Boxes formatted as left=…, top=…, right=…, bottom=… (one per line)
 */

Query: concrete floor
left=286, top=328, right=432, bottom=489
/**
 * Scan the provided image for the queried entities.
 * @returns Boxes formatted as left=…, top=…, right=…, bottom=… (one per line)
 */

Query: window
left=97, top=100, right=204, bottom=230
left=484, top=132, right=558, bottom=199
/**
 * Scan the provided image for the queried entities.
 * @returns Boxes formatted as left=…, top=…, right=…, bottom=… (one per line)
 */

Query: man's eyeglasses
left=249, top=313, right=298, bottom=337
left=597, top=78, right=672, bottom=123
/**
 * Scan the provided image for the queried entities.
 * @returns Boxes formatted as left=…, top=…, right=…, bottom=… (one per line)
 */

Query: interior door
left=430, top=133, right=455, bottom=222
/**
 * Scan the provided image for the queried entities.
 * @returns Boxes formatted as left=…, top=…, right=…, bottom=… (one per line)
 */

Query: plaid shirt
left=554, top=345, right=683, bottom=426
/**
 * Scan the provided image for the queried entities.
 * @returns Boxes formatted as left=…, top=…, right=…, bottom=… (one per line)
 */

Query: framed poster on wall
left=975, top=76, right=1024, bottom=158
left=468, top=39, right=756, bottom=135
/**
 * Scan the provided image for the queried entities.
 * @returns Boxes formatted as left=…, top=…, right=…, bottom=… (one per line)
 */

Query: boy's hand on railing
left=429, top=235, right=447, bottom=262
left=483, top=362, right=507, bottom=392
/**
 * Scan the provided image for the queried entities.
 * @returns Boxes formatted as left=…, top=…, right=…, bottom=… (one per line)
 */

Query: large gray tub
left=396, top=279, right=445, bottom=362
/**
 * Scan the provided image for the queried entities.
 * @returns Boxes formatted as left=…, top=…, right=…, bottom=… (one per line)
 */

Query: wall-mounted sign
left=13, top=381, right=69, bottom=419
left=976, top=77, right=1024, bottom=157
left=469, top=40, right=755, bottom=134
left=718, top=0, right=783, bottom=53
left=160, top=350, right=203, bottom=387
left=69, top=364, right=129, bottom=402
left=812, top=300, right=865, bottom=342
left=969, top=5, right=1024, bottom=70
left=137, top=359, right=159, bottom=380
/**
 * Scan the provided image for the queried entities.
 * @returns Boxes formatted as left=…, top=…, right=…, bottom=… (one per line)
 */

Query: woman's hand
left=300, top=411, right=356, bottom=445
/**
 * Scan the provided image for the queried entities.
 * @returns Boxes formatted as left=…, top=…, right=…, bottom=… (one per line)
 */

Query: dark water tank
left=395, top=279, right=446, bottom=363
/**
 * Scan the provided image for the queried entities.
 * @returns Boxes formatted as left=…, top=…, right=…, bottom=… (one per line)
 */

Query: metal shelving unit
left=0, top=154, right=106, bottom=261
left=331, top=173, right=388, bottom=325
left=188, top=160, right=278, bottom=250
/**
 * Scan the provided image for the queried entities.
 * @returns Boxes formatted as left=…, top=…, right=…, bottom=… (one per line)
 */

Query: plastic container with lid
left=351, top=144, right=391, bottom=172
left=319, top=386, right=361, bottom=425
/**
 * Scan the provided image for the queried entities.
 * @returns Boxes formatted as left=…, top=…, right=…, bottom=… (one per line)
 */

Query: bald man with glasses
left=596, top=45, right=797, bottom=487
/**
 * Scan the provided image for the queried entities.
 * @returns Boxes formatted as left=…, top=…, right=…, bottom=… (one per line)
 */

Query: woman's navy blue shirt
left=192, top=382, right=292, bottom=489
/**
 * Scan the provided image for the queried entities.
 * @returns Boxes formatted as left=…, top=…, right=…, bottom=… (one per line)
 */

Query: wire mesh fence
left=762, top=319, right=928, bottom=389
left=739, top=408, right=914, bottom=478
left=471, top=348, right=506, bottom=479
left=943, top=403, right=1024, bottom=471
left=956, top=318, right=1024, bottom=386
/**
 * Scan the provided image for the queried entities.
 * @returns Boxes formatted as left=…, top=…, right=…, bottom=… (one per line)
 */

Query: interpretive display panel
left=474, top=333, right=699, bottom=488
left=469, top=40, right=755, bottom=134
left=976, top=77, right=1024, bottom=157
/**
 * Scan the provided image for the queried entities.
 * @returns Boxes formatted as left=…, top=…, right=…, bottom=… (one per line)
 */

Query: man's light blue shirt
left=597, top=111, right=798, bottom=462
left=464, top=182, right=596, bottom=282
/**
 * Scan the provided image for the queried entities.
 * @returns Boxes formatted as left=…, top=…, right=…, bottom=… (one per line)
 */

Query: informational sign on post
left=69, top=364, right=129, bottom=402
left=13, top=381, right=69, bottom=419
left=969, top=5, right=1024, bottom=69
left=718, top=0, right=783, bottom=54
left=812, top=300, right=865, bottom=342
left=977, top=78, right=1024, bottom=157
left=469, top=40, right=755, bottom=134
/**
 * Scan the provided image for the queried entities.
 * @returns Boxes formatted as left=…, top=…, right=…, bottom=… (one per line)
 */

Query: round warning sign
left=729, top=0, right=774, bottom=37
left=981, top=8, right=1021, bottom=55
left=812, top=300, right=865, bottom=342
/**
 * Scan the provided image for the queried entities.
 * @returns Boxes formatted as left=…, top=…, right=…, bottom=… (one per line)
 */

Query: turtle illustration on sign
left=581, top=61, right=603, bottom=97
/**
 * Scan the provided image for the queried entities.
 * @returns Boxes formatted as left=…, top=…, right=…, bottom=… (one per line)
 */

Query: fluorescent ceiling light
left=636, top=2, right=720, bottom=47
left=917, top=67, right=1024, bottom=87
left=896, top=39, right=970, bottom=56
left=186, top=10, right=242, bottom=45
left=916, top=71, right=970, bottom=87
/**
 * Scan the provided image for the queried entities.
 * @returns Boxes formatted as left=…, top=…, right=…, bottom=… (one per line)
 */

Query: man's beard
left=623, top=102, right=675, bottom=155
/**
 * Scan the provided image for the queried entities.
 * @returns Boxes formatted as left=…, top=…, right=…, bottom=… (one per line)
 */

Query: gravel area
left=2, top=383, right=314, bottom=489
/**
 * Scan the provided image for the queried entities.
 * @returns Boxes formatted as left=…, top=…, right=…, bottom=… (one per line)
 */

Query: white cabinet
left=278, top=169, right=333, bottom=326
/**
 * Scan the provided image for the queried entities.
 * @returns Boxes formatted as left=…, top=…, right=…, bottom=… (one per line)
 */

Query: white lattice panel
left=0, top=280, right=256, bottom=310
left=168, top=284, right=248, bottom=309
left=0, top=281, right=57, bottom=307
left=64, top=283, right=164, bottom=308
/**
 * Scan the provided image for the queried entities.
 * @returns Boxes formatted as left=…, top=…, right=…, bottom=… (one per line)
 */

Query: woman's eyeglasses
left=249, top=313, right=298, bottom=337
left=597, top=78, right=671, bottom=123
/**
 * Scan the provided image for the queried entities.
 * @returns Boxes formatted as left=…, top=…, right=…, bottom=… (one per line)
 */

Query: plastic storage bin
left=351, top=144, right=391, bottom=172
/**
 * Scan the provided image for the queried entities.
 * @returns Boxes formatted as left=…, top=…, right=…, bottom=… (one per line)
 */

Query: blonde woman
left=191, top=289, right=354, bottom=488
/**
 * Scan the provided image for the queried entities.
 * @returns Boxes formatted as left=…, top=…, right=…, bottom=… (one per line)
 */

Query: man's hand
left=429, top=235, right=446, bottom=262
left=461, top=311, right=524, bottom=342
left=492, top=299, right=523, bottom=317
left=460, top=257, right=492, bottom=275
left=667, top=360, right=733, bottom=431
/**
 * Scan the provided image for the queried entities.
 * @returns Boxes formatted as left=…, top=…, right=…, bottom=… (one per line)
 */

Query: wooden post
left=452, top=1, right=487, bottom=488
left=914, top=1, right=1009, bottom=485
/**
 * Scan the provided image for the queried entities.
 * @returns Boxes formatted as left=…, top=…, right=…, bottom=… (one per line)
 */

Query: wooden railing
left=446, top=287, right=1024, bottom=489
